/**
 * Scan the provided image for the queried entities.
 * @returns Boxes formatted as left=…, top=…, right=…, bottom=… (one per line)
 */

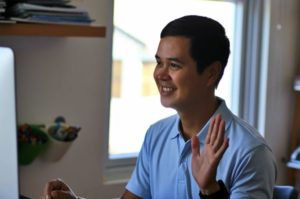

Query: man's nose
left=155, top=66, right=169, bottom=79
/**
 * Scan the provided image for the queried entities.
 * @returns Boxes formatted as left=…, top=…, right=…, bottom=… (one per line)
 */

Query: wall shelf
left=0, top=23, right=106, bottom=38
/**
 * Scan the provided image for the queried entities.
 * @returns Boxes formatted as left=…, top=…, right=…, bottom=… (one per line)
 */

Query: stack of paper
left=12, top=0, right=75, bottom=7
left=6, top=0, right=95, bottom=25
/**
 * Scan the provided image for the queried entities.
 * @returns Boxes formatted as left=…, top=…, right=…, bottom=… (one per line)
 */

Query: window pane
left=109, top=0, right=236, bottom=158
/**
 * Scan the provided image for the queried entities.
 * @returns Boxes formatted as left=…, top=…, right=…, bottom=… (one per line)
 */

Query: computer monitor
left=0, top=47, right=19, bottom=199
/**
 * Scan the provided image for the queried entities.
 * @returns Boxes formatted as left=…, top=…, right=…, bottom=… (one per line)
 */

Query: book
left=6, top=2, right=94, bottom=25
left=0, top=19, right=17, bottom=23
left=10, top=17, right=93, bottom=25
left=9, top=3, right=88, bottom=14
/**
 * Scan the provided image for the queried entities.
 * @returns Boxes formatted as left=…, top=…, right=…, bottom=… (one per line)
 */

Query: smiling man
left=122, top=15, right=277, bottom=199
left=41, top=15, right=277, bottom=199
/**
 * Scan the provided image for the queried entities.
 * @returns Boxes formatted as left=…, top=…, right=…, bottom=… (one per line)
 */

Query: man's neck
left=178, top=97, right=220, bottom=140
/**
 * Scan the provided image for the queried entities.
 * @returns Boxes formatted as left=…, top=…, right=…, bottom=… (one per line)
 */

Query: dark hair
left=160, top=15, right=230, bottom=86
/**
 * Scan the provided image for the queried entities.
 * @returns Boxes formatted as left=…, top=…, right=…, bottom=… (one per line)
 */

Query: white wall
left=0, top=0, right=299, bottom=198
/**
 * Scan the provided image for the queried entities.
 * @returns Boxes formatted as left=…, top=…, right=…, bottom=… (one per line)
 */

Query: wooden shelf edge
left=0, top=23, right=106, bottom=38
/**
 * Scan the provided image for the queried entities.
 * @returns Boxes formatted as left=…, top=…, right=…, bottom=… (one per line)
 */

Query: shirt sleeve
left=126, top=129, right=152, bottom=199
left=229, top=145, right=277, bottom=199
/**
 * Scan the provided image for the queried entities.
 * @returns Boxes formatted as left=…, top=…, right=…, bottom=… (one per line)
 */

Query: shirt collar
left=169, top=98, right=233, bottom=142
left=170, top=115, right=181, bottom=139
left=198, top=98, right=233, bottom=143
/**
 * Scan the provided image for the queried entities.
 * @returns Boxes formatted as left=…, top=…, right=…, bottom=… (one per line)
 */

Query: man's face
left=153, top=36, right=212, bottom=112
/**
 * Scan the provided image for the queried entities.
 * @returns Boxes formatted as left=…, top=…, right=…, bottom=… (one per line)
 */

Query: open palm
left=191, top=114, right=229, bottom=192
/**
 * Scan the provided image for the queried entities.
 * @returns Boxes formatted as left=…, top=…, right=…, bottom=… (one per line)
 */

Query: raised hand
left=191, top=114, right=229, bottom=194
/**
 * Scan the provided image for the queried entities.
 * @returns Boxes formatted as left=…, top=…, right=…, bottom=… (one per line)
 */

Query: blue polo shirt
left=126, top=99, right=277, bottom=199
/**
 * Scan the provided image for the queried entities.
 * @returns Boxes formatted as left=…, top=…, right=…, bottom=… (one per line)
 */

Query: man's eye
left=170, top=63, right=180, bottom=69
left=156, top=61, right=162, bottom=67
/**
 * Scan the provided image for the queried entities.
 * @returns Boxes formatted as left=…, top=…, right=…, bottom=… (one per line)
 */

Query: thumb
left=191, top=135, right=200, bottom=158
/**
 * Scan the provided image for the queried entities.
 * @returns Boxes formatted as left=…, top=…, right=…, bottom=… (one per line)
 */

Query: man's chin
left=160, top=100, right=173, bottom=108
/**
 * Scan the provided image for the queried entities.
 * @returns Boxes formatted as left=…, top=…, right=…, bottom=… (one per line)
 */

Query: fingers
left=209, top=114, right=222, bottom=147
left=55, top=178, right=70, bottom=191
left=206, top=114, right=227, bottom=152
left=51, top=190, right=74, bottom=199
left=43, top=179, right=57, bottom=196
left=42, top=178, right=68, bottom=199
left=205, top=116, right=216, bottom=144
left=191, top=135, right=200, bottom=158
left=212, top=119, right=225, bottom=150
left=215, top=137, right=229, bottom=159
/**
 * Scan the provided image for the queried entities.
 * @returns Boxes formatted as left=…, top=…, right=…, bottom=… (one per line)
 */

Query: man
left=41, top=15, right=277, bottom=199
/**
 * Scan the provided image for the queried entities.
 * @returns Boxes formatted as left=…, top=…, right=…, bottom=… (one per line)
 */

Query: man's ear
left=206, top=61, right=222, bottom=87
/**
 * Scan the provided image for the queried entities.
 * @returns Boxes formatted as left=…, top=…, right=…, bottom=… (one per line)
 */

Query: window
left=109, top=0, right=238, bottom=164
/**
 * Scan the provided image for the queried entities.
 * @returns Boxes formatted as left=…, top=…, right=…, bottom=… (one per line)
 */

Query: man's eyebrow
left=168, top=57, right=183, bottom=63
left=155, top=55, right=183, bottom=64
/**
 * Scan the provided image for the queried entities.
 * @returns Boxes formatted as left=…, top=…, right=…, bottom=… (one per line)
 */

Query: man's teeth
left=162, top=87, right=173, bottom=92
